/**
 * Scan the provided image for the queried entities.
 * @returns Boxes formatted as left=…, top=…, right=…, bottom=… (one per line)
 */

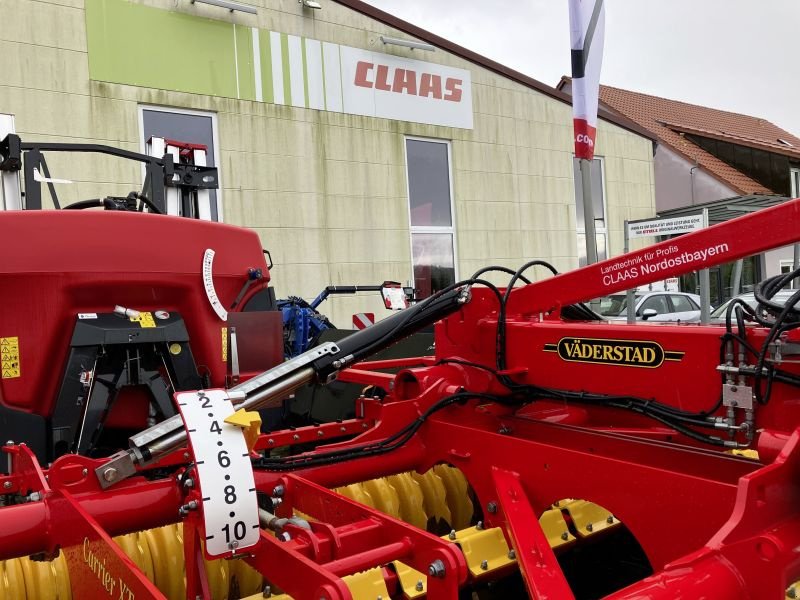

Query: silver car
left=710, top=290, right=799, bottom=324
left=597, top=291, right=702, bottom=322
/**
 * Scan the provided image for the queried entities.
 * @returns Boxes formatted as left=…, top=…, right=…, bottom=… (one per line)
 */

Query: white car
left=597, top=291, right=702, bottom=322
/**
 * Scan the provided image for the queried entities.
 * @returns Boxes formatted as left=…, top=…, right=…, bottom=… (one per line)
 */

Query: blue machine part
left=277, top=296, right=335, bottom=358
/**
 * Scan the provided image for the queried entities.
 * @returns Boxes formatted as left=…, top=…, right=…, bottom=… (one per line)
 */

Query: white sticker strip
left=176, top=389, right=260, bottom=557
left=202, top=249, right=229, bottom=322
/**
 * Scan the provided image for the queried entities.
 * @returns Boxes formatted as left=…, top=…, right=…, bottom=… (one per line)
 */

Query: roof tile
left=596, top=85, right=800, bottom=194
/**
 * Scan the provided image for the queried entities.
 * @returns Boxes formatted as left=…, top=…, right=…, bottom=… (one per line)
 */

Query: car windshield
left=596, top=293, right=642, bottom=317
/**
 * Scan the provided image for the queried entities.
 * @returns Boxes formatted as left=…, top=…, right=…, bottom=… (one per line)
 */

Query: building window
left=405, top=138, right=457, bottom=299
left=791, top=167, right=800, bottom=198
left=138, top=106, right=222, bottom=221
left=573, top=157, right=608, bottom=267
left=780, top=261, right=798, bottom=288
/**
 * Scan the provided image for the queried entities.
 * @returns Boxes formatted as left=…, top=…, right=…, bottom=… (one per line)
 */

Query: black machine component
left=50, top=311, right=203, bottom=460
left=0, top=134, right=218, bottom=212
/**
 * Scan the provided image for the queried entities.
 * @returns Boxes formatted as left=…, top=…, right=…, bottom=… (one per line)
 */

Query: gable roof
left=556, top=78, right=800, bottom=194
left=332, top=0, right=654, bottom=141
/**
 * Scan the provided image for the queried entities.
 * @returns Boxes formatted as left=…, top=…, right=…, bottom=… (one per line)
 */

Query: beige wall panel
left=458, top=201, right=520, bottom=232
left=319, top=126, right=402, bottom=166
left=0, top=41, right=89, bottom=96
left=484, top=230, right=523, bottom=260
left=315, top=110, right=394, bottom=134
left=264, top=261, right=331, bottom=300
left=456, top=142, right=514, bottom=175
left=512, top=91, right=550, bottom=123
left=467, top=113, right=518, bottom=146
left=321, top=160, right=403, bottom=198
left=454, top=170, right=516, bottom=203
left=331, top=261, right=412, bottom=285
left=254, top=226, right=328, bottom=266
left=472, top=84, right=524, bottom=118
left=225, top=190, right=326, bottom=229
left=519, top=203, right=575, bottom=233
left=5, top=87, right=139, bottom=144
left=1, top=0, right=85, bottom=51
left=223, top=151, right=322, bottom=194
left=326, top=228, right=409, bottom=263
left=521, top=231, right=576, bottom=267
left=528, top=149, right=573, bottom=179
left=456, top=231, right=490, bottom=261
left=218, top=112, right=315, bottom=157
left=324, top=195, right=408, bottom=230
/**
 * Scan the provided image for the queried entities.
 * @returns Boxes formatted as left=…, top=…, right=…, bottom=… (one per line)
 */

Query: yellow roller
left=360, top=478, right=401, bottom=517
left=141, top=524, right=185, bottom=600
left=125, top=523, right=259, bottom=600
left=18, top=554, right=71, bottom=600
left=432, top=465, right=473, bottom=530
left=385, top=473, right=428, bottom=530
left=336, top=481, right=374, bottom=507
left=0, top=557, right=25, bottom=600
left=410, top=469, right=453, bottom=527
left=336, top=466, right=474, bottom=534
left=115, top=531, right=156, bottom=583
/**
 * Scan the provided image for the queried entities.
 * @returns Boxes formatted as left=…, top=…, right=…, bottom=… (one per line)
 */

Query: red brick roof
left=589, top=83, right=800, bottom=194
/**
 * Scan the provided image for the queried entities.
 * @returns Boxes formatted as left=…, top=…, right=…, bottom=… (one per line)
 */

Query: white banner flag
left=569, top=0, right=605, bottom=160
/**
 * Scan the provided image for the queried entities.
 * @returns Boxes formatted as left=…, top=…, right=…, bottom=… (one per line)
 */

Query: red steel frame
left=3, top=201, right=800, bottom=598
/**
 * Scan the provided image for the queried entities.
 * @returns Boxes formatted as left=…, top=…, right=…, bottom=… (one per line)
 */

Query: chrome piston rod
left=96, top=343, right=339, bottom=487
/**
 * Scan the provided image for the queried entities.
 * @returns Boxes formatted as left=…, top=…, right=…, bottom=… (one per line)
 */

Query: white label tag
left=383, top=287, right=408, bottom=310
left=175, top=389, right=260, bottom=557
left=77, top=313, right=98, bottom=319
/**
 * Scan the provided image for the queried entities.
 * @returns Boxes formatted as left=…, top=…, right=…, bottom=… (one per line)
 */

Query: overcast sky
left=363, top=0, right=800, bottom=137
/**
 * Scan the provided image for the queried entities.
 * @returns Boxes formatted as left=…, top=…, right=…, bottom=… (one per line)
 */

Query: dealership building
left=1, top=0, right=656, bottom=325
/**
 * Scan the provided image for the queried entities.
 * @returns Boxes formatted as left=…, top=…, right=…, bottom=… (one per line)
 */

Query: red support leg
left=491, top=467, right=574, bottom=600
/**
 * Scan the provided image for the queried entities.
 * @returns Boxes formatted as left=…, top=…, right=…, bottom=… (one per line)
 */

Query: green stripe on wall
left=280, top=33, right=292, bottom=106
left=85, top=0, right=238, bottom=97
left=259, top=30, right=274, bottom=104
left=234, top=24, right=255, bottom=101
left=301, top=38, right=310, bottom=109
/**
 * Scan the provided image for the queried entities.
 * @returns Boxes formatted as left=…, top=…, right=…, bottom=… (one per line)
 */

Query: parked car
left=597, top=291, right=702, bottom=322
left=710, top=289, right=798, bottom=324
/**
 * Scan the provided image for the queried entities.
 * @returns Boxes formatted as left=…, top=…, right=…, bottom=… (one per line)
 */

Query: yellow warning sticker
left=130, top=312, right=156, bottom=328
left=221, top=327, right=228, bottom=363
left=1, top=337, right=21, bottom=379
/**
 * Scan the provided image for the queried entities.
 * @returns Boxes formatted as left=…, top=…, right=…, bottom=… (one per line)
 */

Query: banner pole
left=624, top=220, right=636, bottom=323
left=580, top=158, right=598, bottom=266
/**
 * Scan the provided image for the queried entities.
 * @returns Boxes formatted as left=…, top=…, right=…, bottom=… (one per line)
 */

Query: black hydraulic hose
left=754, top=287, right=800, bottom=403
left=497, top=260, right=559, bottom=371
left=136, top=195, right=163, bottom=215
left=310, top=278, right=502, bottom=381
left=470, top=266, right=532, bottom=285
left=63, top=198, right=104, bottom=210
left=255, top=392, right=502, bottom=471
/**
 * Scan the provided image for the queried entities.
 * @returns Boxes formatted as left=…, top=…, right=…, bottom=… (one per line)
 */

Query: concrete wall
left=654, top=145, right=736, bottom=211
left=0, top=0, right=656, bottom=326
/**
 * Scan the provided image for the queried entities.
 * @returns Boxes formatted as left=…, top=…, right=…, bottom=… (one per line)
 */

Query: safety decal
left=129, top=312, right=156, bottom=328
left=221, top=327, right=228, bottom=363
left=544, top=337, right=684, bottom=368
left=0, top=337, right=20, bottom=379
